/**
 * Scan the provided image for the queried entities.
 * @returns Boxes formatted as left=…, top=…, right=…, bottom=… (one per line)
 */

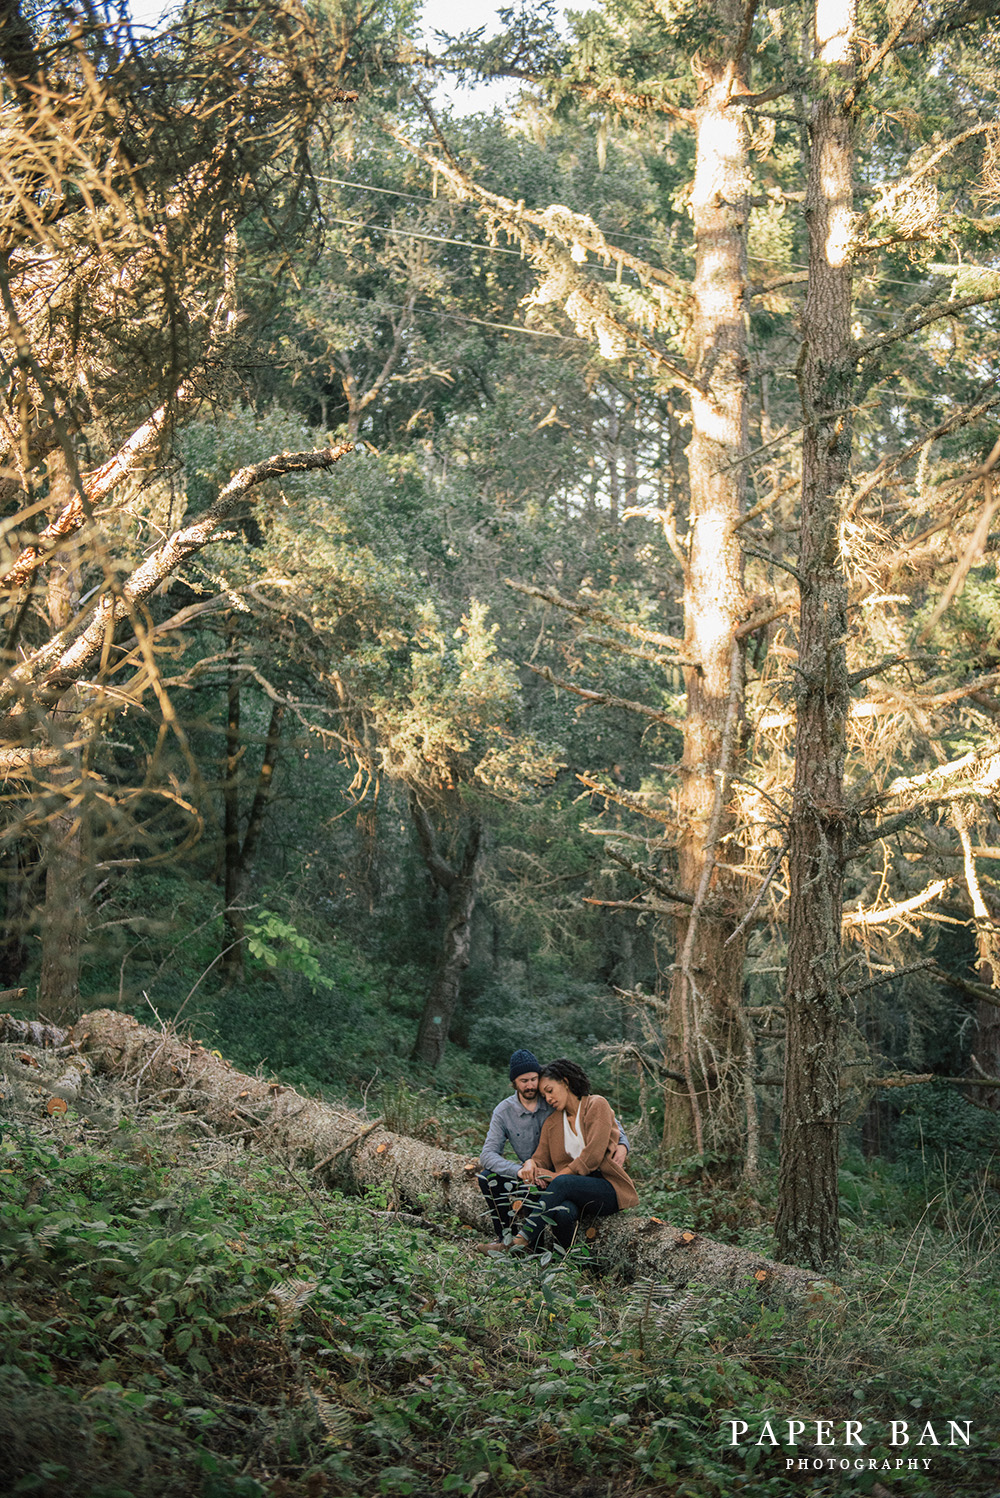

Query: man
left=477, top=1049, right=629, bottom=1246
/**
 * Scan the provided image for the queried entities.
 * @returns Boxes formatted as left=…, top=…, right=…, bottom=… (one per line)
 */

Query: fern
left=310, top=1388, right=353, bottom=1444
left=626, top=1281, right=702, bottom=1360
left=266, top=1277, right=317, bottom=1329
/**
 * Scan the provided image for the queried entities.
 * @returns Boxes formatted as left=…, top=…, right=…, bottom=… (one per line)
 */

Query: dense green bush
left=892, top=1081, right=1000, bottom=1174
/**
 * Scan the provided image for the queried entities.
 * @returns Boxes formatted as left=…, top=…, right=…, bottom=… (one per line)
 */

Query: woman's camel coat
left=531, top=1094, right=638, bottom=1209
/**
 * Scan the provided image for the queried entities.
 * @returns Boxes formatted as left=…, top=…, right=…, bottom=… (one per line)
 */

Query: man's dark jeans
left=476, top=1171, right=531, bottom=1238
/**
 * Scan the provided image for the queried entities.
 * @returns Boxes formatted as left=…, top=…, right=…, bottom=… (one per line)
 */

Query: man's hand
left=518, top=1159, right=538, bottom=1183
left=610, top=1144, right=628, bottom=1169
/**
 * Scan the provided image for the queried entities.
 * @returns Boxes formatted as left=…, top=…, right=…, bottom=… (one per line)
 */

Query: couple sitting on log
left=477, top=1050, right=637, bottom=1255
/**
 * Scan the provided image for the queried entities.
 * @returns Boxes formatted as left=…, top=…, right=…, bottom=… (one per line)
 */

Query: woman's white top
left=563, top=1111, right=585, bottom=1158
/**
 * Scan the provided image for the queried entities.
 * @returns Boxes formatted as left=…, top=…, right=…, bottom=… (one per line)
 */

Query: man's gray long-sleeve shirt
left=480, top=1095, right=555, bottom=1179
left=479, top=1095, right=630, bottom=1180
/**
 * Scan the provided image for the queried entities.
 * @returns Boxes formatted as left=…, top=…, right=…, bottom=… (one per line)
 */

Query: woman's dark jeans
left=516, top=1173, right=619, bottom=1251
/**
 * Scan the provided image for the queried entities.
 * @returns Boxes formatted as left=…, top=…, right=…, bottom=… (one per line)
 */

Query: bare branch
left=934, top=965, right=1000, bottom=1011
left=526, top=662, right=681, bottom=727
left=846, top=654, right=909, bottom=686
left=858, top=121, right=997, bottom=204
left=844, top=0, right=922, bottom=101
left=577, top=772, right=677, bottom=827
left=728, top=0, right=761, bottom=75
left=842, top=877, right=951, bottom=929
left=739, top=542, right=804, bottom=583
left=916, top=476, right=999, bottom=643
left=847, top=391, right=1000, bottom=516
left=604, top=843, right=693, bottom=904
left=0, top=744, right=62, bottom=779
left=864, top=1071, right=935, bottom=1088
left=759, top=672, right=1000, bottom=735
left=0, top=381, right=201, bottom=591
left=838, top=958, right=936, bottom=1000
left=725, top=836, right=789, bottom=945
left=881, top=747, right=1000, bottom=805
left=1, top=443, right=356, bottom=707
left=389, top=104, right=688, bottom=301
left=382, top=113, right=704, bottom=400
left=858, top=286, right=1000, bottom=361
left=735, top=602, right=792, bottom=639
left=576, top=632, right=681, bottom=667
left=506, top=578, right=686, bottom=652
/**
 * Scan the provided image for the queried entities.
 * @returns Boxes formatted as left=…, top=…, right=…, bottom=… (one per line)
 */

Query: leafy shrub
left=893, top=1081, right=1000, bottom=1173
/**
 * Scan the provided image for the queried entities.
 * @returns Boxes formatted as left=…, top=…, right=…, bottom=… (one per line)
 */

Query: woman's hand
left=520, top=1160, right=556, bottom=1184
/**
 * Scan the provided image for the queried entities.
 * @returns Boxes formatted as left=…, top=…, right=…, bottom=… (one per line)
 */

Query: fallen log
left=71, top=1009, right=486, bottom=1221
left=48, top=1054, right=92, bottom=1103
left=0, top=1012, right=69, bottom=1049
left=71, top=1009, right=834, bottom=1303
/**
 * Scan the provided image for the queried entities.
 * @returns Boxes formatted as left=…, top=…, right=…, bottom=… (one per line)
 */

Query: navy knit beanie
left=509, top=1049, right=541, bottom=1081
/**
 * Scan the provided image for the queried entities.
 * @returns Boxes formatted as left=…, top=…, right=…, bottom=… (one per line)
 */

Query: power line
left=319, top=164, right=956, bottom=291
left=315, top=174, right=453, bottom=206
left=319, top=169, right=676, bottom=263
left=246, top=274, right=585, bottom=342
left=321, top=213, right=522, bottom=256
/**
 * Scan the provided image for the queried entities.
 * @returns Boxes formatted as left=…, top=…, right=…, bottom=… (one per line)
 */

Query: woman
left=507, top=1058, right=637, bottom=1254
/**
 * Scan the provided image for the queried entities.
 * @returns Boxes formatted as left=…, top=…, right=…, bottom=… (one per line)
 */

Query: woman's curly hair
left=539, top=1058, right=591, bottom=1097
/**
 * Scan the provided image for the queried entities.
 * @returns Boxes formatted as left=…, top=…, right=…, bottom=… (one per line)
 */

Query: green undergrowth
left=0, top=1103, right=998, bottom=1498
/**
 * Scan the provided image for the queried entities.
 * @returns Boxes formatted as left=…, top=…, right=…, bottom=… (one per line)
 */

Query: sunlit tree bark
left=663, top=0, right=751, bottom=1160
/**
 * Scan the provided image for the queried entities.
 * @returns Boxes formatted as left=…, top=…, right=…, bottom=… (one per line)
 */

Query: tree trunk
left=221, top=669, right=285, bottom=981
left=37, top=511, right=88, bottom=1024
left=239, top=700, right=285, bottom=874
left=775, top=0, right=857, bottom=1270
left=664, top=8, right=751, bottom=1160
left=0, top=1011, right=64, bottom=1046
left=964, top=828, right=1000, bottom=1110
left=410, top=798, right=483, bottom=1068
left=36, top=778, right=85, bottom=1024
left=66, top=1007, right=836, bottom=1302
left=975, top=993, right=1000, bottom=1111
left=0, top=840, right=40, bottom=986
left=221, top=646, right=244, bottom=978
left=355, top=806, right=381, bottom=915
left=607, top=399, right=621, bottom=523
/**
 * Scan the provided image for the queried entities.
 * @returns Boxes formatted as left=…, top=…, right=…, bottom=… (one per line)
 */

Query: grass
left=1, top=1068, right=998, bottom=1498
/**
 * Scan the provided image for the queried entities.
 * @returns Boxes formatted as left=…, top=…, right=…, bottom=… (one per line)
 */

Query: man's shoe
left=475, top=1239, right=508, bottom=1255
